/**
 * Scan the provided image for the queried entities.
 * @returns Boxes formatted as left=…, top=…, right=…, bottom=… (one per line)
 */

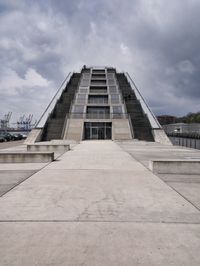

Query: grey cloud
left=0, top=0, right=200, bottom=122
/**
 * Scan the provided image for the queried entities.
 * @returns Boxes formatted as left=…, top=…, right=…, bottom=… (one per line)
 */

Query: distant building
left=157, top=115, right=176, bottom=125
left=163, top=123, right=200, bottom=134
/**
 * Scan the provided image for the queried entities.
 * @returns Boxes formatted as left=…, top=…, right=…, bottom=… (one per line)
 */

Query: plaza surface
left=0, top=140, right=200, bottom=265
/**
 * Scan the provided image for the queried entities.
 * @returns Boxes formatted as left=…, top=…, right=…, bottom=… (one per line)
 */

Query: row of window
left=79, top=85, right=118, bottom=94
left=73, top=105, right=123, bottom=114
left=82, top=73, right=114, bottom=80
left=80, top=78, right=116, bottom=87
left=76, top=94, right=121, bottom=104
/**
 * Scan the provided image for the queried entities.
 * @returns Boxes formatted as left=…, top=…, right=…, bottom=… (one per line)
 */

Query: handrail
left=125, top=72, right=161, bottom=129
left=61, top=72, right=83, bottom=138
left=35, top=72, right=72, bottom=128
left=61, top=113, right=130, bottom=119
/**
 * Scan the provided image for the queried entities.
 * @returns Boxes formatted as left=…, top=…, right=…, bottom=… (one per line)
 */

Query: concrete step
left=27, top=144, right=70, bottom=153
left=149, top=159, right=200, bottom=174
left=0, top=152, right=54, bottom=163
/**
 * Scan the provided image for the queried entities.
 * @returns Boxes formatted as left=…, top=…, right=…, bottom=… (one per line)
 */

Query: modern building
left=30, top=66, right=170, bottom=144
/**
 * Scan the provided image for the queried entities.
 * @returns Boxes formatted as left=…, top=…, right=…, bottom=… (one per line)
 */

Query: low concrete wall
left=149, top=159, right=200, bottom=174
left=0, top=152, right=54, bottom=163
left=27, top=144, right=70, bottom=153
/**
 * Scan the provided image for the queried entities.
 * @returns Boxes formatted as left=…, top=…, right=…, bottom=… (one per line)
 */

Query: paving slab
left=0, top=142, right=50, bottom=197
left=118, top=140, right=200, bottom=168
left=0, top=168, right=200, bottom=222
left=0, top=140, right=24, bottom=150
left=167, top=182, right=200, bottom=210
left=0, top=222, right=200, bottom=266
left=0, top=170, right=37, bottom=196
left=0, top=140, right=200, bottom=265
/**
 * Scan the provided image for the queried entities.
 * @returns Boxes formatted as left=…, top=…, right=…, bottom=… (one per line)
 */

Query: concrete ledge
left=149, top=159, right=200, bottom=174
left=27, top=144, right=70, bottom=153
left=0, top=152, right=54, bottom=163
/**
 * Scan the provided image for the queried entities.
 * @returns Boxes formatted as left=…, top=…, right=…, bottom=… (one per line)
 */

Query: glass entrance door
left=84, top=122, right=112, bottom=140
left=91, top=127, right=98, bottom=139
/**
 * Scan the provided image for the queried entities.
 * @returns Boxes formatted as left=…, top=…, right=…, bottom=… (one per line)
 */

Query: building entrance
left=84, top=122, right=112, bottom=140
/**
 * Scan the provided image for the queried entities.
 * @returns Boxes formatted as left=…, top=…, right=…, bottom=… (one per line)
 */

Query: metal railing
left=35, top=72, right=72, bottom=128
left=90, top=89, right=108, bottom=94
left=125, top=72, right=161, bottom=129
left=64, top=113, right=129, bottom=119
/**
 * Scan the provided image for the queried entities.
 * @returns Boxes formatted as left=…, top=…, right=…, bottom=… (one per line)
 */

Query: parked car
left=21, top=133, right=27, bottom=139
left=3, top=132, right=12, bottom=141
left=13, top=133, right=23, bottom=140
left=0, top=132, right=14, bottom=141
left=0, top=135, right=5, bottom=142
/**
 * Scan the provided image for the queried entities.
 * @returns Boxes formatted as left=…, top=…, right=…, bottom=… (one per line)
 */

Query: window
left=72, top=105, right=85, bottom=118
left=112, top=106, right=123, bottom=118
left=107, top=79, right=115, bottom=85
left=79, top=88, right=88, bottom=94
left=90, top=86, right=107, bottom=93
left=107, top=73, right=114, bottom=79
left=76, top=94, right=87, bottom=104
left=80, top=79, right=90, bottom=87
left=91, top=79, right=107, bottom=85
left=109, top=86, right=118, bottom=93
left=73, top=105, right=84, bottom=113
left=92, top=69, right=105, bottom=74
left=87, top=107, right=110, bottom=118
left=92, top=74, right=106, bottom=79
left=82, top=73, right=90, bottom=79
left=112, top=106, right=122, bottom=113
left=84, top=122, right=112, bottom=140
left=110, top=94, right=120, bottom=104
left=88, top=95, right=108, bottom=104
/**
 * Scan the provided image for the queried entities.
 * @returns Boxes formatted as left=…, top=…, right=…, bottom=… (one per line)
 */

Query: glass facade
left=84, top=122, right=112, bottom=140
left=88, top=95, right=108, bottom=104
left=69, top=67, right=127, bottom=139
left=87, top=106, right=110, bottom=119
left=90, top=86, right=107, bottom=93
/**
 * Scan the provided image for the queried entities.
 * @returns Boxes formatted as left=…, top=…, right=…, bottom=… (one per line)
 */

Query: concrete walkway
left=0, top=140, right=200, bottom=265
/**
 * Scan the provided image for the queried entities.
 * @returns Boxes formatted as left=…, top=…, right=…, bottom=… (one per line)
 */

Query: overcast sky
left=0, top=0, right=200, bottom=124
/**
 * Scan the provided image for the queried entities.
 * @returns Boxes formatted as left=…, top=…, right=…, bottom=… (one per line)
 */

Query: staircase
left=41, top=73, right=81, bottom=141
left=116, top=73, right=154, bottom=141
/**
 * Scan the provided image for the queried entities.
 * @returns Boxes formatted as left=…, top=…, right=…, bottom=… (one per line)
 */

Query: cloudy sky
left=0, top=0, right=200, bottom=124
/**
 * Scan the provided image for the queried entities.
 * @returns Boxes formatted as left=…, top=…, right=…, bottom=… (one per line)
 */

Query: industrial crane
left=0, top=112, right=12, bottom=130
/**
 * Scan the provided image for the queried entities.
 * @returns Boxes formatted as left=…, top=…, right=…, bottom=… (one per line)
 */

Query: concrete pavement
left=0, top=140, right=200, bottom=265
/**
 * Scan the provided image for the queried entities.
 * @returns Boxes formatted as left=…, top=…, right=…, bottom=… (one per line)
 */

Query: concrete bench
left=0, top=152, right=54, bottom=163
left=27, top=144, right=70, bottom=153
left=149, top=159, right=200, bottom=174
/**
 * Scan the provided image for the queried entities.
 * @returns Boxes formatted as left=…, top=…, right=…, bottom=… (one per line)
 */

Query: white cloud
left=0, top=68, right=50, bottom=96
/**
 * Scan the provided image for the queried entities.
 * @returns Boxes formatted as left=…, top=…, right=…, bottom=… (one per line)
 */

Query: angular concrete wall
left=112, top=119, right=132, bottom=140
left=64, top=119, right=84, bottom=141
left=152, top=129, right=172, bottom=145
left=24, top=128, right=42, bottom=144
